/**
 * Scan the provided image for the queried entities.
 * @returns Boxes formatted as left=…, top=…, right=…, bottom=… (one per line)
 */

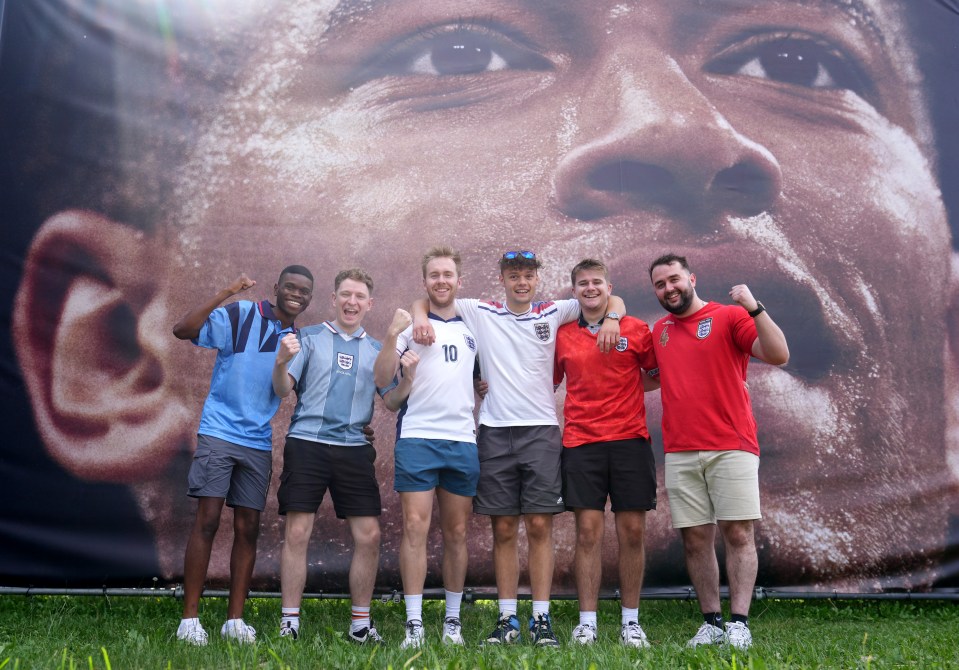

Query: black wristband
left=748, top=302, right=765, bottom=318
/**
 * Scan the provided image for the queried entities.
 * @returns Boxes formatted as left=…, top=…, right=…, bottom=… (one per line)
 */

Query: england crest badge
left=534, top=322, right=551, bottom=342
left=616, top=336, right=628, bottom=352
left=696, top=318, right=713, bottom=340
left=464, top=334, right=477, bottom=352
left=337, top=352, right=355, bottom=370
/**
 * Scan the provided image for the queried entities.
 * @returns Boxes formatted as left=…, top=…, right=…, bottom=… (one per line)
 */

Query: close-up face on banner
left=2, top=0, right=958, bottom=593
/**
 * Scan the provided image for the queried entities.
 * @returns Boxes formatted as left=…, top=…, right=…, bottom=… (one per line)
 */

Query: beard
left=659, top=285, right=695, bottom=315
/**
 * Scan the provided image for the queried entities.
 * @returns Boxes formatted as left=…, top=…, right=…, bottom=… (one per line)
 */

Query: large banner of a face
left=2, top=0, right=958, bottom=593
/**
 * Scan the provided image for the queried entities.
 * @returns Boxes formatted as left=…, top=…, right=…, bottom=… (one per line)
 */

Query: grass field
left=1, top=594, right=958, bottom=669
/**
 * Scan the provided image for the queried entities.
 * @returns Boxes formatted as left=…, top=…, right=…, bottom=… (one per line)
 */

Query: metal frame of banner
left=2, top=585, right=958, bottom=601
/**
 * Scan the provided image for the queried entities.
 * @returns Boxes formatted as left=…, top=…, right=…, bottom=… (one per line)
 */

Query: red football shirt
left=651, top=302, right=759, bottom=454
left=555, top=315, right=657, bottom=447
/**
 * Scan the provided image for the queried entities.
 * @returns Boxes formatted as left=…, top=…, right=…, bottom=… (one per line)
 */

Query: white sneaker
left=221, top=618, right=257, bottom=643
left=686, top=622, right=726, bottom=648
left=620, top=621, right=650, bottom=648
left=401, top=619, right=425, bottom=649
left=571, top=622, right=597, bottom=645
left=442, top=617, right=464, bottom=645
left=725, top=621, right=752, bottom=651
left=176, top=619, right=208, bottom=646
left=279, top=619, right=299, bottom=640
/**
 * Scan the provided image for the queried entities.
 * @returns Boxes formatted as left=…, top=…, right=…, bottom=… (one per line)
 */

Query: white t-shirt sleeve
left=556, top=298, right=581, bottom=325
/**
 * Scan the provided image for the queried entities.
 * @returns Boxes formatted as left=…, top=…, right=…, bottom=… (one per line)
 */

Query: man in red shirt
left=555, top=259, right=658, bottom=648
left=648, top=253, right=788, bottom=651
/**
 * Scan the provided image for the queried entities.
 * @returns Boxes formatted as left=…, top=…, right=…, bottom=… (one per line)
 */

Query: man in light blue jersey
left=172, top=266, right=314, bottom=646
left=272, top=268, right=394, bottom=644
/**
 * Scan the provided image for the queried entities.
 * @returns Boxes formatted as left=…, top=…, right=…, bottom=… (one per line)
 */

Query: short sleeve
left=193, top=304, right=235, bottom=352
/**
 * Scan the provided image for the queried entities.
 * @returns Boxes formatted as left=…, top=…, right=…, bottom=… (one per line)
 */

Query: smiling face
left=651, top=263, right=698, bottom=317
left=500, top=265, right=540, bottom=313
left=162, top=0, right=953, bottom=587
left=332, top=277, right=373, bottom=334
left=423, top=256, right=461, bottom=310
left=274, top=272, right=315, bottom=324
left=572, top=267, right=611, bottom=320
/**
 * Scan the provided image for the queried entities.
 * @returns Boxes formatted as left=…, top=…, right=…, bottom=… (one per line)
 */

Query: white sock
left=579, top=611, right=597, bottom=627
left=532, top=600, right=550, bottom=619
left=622, top=607, right=639, bottom=625
left=445, top=590, right=463, bottom=620
left=405, top=593, right=423, bottom=623
left=498, top=598, right=518, bottom=618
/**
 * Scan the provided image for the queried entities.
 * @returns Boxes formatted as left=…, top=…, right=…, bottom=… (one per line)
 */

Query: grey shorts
left=187, top=434, right=272, bottom=511
left=473, top=425, right=565, bottom=516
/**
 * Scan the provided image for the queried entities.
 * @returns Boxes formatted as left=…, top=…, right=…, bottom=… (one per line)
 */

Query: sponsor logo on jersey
left=697, top=317, right=713, bottom=340
left=337, top=352, right=354, bottom=370
left=534, top=322, right=551, bottom=342
left=616, top=336, right=628, bottom=352
left=464, top=334, right=477, bottom=352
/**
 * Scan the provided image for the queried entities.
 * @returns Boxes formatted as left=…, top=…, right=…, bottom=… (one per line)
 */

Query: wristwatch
left=606, top=312, right=621, bottom=320
left=748, top=302, right=766, bottom=318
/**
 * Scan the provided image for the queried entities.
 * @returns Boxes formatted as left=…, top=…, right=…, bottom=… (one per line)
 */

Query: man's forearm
left=273, top=362, right=294, bottom=397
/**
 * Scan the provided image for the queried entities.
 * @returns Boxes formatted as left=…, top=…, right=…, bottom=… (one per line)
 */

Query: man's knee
left=720, top=521, right=756, bottom=551
left=524, top=514, right=553, bottom=543
left=492, top=516, right=519, bottom=545
left=575, top=520, right=603, bottom=549
left=352, top=518, right=382, bottom=550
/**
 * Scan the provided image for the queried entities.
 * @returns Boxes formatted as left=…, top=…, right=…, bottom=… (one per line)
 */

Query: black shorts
left=561, top=438, right=657, bottom=512
left=277, top=437, right=381, bottom=519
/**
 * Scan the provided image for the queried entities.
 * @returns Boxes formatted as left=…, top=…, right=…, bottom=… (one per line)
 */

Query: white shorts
left=665, top=450, right=760, bottom=528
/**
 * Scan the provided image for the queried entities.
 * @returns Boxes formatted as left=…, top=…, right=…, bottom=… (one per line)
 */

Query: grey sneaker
left=176, top=620, right=208, bottom=646
left=442, top=617, right=465, bottom=646
left=401, top=619, right=425, bottom=649
left=484, top=615, right=521, bottom=645
left=725, top=621, right=752, bottom=651
left=221, top=619, right=257, bottom=643
left=529, top=613, right=560, bottom=647
left=571, top=622, right=597, bottom=645
left=349, top=622, right=385, bottom=645
left=686, top=622, right=726, bottom=648
left=620, top=621, right=650, bottom=648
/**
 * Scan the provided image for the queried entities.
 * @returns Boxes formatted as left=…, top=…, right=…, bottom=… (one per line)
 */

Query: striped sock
left=351, top=605, right=371, bottom=632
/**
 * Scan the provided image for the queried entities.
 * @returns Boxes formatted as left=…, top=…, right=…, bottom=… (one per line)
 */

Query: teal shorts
left=394, top=437, right=479, bottom=496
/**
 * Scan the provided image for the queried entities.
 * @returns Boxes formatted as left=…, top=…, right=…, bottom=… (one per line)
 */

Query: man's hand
left=412, top=316, right=436, bottom=345
left=398, top=349, right=420, bottom=381
left=388, top=308, right=413, bottom=338
left=228, top=273, right=256, bottom=295
left=729, top=284, right=759, bottom=312
left=276, top=332, right=300, bottom=365
left=362, top=424, right=376, bottom=444
left=474, top=378, right=489, bottom=399
left=596, top=318, right=621, bottom=354
left=173, top=272, right=258, bottom=340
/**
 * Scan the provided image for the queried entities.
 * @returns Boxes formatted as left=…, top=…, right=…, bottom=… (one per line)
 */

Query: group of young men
left=171, top=246, right=788, bottom=651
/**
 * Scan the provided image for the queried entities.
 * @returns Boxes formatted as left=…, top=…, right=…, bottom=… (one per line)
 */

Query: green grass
left=1, top=595, right=958, bottom=669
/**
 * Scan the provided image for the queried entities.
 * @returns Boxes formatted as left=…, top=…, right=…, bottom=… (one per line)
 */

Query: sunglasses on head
left=502, top=250, right=536, bottom=260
